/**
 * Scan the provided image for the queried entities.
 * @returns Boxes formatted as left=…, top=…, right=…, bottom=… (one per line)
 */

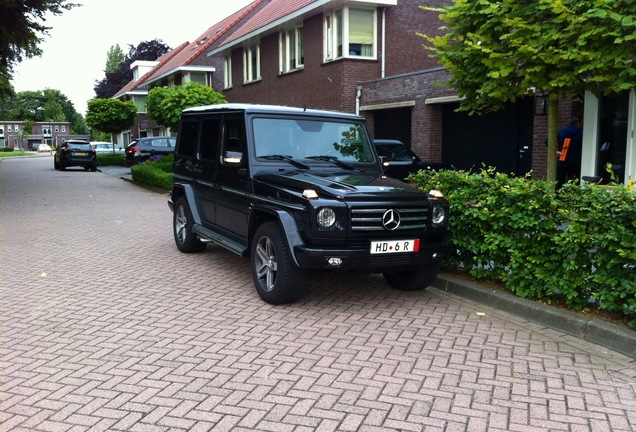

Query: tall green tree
left=145, top=82, right=227, bottom=132
left=85, top=98, right=137, bottom=138
left=94, top=39, right=171, bottom=99
left=421, top=0, right=636, bottom=182
left=105, top=44, right=125, bottom=73
left=0, top=1, right=78, bottom=101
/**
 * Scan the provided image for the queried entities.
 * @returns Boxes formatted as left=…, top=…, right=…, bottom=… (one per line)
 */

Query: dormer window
left=324, top=7, right=376, bottom=61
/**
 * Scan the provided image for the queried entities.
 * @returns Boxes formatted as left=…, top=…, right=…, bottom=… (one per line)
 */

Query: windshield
left=252, top=117, right=374, bottom=163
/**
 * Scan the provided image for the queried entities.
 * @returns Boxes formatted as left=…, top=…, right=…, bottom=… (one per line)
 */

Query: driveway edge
left=432, top=273, right=636, bottom=359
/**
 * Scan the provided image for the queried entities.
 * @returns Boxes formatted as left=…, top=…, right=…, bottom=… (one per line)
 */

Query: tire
left=173, top=196, right=206, bottom=253
left=383, top=263, right=439, bottom=291
left=53, top=158, right=59, bottom=170
left=90, top=163, right=97, bottom=172
left=251, top=222, right=308, bottom=304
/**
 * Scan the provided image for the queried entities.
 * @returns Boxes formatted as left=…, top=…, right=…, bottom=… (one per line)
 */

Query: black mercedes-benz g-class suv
left=168, top=104, right=449, bottom=304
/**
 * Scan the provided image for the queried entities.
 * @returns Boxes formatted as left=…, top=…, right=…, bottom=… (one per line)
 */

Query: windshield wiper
left=260, top=154, right=310, bottom=169
left=306, top=155, right=354, bottom=170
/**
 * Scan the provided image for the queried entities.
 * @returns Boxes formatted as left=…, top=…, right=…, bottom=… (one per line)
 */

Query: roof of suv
left=182, top=103, right=364, bottom=120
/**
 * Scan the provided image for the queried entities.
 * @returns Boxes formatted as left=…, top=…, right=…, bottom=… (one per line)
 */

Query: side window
left=200, top=118, right=221, bottom=160
left=177, top=120, right=198, bottom=157
left=222, top=116, right=247, bottom=165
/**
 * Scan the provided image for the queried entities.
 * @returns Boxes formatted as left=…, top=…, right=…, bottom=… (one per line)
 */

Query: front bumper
left=293, top=239, right=449, bottom=272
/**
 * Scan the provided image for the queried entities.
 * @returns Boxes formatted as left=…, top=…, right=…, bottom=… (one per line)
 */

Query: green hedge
left=130, top=154, right=173, bottom=190
left=96, top=153, right=125, bottom=166
left=410, top=167, right=636, bottom=326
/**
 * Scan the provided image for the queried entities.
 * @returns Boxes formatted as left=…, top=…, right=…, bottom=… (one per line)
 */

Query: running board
left=193, top=224, right=248, bottom=257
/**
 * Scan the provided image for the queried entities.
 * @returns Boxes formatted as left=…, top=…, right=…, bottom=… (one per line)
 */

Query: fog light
left=432, top=252, right=439, bottom=260
left=327, top=257, right=342, bottom=266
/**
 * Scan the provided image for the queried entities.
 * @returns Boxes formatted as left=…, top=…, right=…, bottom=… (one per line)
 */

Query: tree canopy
left=0, top=0, right=78, bottom=101
left=420, top=0, right=636, bottom=181
left=94, top=39, right=171, bottom=99
left=145, top=82, right=227, bottom=132
left=85, top=98, right=138, bottom=136
left=3, top=88, right=88, bottom=134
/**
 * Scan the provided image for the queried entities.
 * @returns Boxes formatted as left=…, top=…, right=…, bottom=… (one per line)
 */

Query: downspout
left=356, top=86, right=362, bottom=116
left=381, top=7, right=386, bottom=78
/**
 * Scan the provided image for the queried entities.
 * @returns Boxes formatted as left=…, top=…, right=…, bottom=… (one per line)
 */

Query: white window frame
left=62, top=126, right=66, bottom=133
left=7, top=125, right=12, bottom=133
left=243, top=44, right=261, bottom=84
left=324, top=7, right=376, bottom=62
left=279, top=26, right=304, bottom=74
left=224, top=56, right=233, bottom=89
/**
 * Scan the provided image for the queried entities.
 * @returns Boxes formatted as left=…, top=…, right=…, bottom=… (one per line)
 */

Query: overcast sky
left=10, top=0, right=254, bottom=115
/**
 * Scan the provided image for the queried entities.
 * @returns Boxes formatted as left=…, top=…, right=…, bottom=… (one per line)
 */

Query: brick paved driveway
left=1, top=156, right=635, bottom=431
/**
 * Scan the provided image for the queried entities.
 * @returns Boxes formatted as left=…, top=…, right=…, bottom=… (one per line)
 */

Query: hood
left=254, top=169, right=424, bottom=198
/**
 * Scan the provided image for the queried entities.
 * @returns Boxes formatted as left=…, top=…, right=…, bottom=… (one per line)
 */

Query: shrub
left=409, top=167, right=636, bottom=325
left=130, top=154, right=173, bottom=190
left=96, top=153, right=125, bottom=166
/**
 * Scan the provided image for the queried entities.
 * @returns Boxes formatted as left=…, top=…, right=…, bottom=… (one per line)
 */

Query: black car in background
left=124, top=136, right=176, bottom=166
left=54, top=139, right=97, bottom=171
left=374, top=139, right=455, bottom=181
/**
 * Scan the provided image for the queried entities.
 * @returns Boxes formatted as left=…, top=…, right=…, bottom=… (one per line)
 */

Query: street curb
left=432, top=273, right=636, bottom=359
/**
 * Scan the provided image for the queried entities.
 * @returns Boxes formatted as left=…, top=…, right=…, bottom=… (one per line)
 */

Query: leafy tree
left=94, top=39, right=171, bottom=99
left=420, top=0, right=636, bottom=182
left=105, top=44, right=125, bottom=73
left=145, top=82, right=227, bottom=132
left=0, top=1, right=78, bottom=101
left=85, top=98, right=137, bottom=137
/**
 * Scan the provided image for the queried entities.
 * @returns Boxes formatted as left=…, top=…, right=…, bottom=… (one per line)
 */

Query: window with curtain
left=280, top=26, right=304, bottom=73
left=224, top=56, right=232, bottom=89
left=243, top=44, right=261, bottom=83
left=324, top=7, right=375, bottom=61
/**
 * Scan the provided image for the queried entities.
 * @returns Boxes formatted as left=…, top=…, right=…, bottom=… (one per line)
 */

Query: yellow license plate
left=75, top=152, right=86, bottom=156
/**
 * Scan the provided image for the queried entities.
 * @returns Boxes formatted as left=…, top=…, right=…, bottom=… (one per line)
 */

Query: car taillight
left=127, top=147, right=141, bottom=153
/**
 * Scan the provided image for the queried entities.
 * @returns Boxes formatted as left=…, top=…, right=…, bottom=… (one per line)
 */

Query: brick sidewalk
left=1, top=157, right=635, bottom=431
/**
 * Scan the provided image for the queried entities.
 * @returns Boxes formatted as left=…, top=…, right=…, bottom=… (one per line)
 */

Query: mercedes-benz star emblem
left=382, top=209, right=400, bottom=230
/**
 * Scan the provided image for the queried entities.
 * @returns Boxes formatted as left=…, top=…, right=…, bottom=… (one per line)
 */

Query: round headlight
left=432, top=204, right=446, bottom=226
left=317, top=207, right=336, bottom=229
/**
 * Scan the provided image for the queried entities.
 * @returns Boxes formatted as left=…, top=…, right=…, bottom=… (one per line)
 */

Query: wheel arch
left=170, top=183, right=202, bottom=225
left=248, top=207, right=304, bottom=267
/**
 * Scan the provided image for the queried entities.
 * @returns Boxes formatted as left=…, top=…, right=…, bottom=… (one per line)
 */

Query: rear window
left=68, top=143, right=91, bottom=150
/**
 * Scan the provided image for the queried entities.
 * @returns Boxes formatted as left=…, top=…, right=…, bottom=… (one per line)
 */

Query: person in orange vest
left=556, top=116, right=583, bottom=188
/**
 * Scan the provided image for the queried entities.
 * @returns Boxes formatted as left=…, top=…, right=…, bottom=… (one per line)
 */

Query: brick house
left=206, top=0, right=635, bottom=184
left=112, top=0, right=266, bottom=145
left=0, top=121, right=88, bottom=149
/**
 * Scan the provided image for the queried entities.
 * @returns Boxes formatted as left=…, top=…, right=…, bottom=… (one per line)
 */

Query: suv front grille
left=351, top=207, right=428, bottom=232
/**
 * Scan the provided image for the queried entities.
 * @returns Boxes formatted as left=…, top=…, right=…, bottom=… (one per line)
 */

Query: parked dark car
left=374, top=139, right=455, bottom=181
left=54, top=139, right=97, bottom=171
left=124, top=136, right=176, bottom=166
left=169, top=104, right=450, bottom=305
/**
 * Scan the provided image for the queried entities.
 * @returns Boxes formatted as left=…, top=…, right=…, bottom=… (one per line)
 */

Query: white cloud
left=10, top=0, right=254, bottom=115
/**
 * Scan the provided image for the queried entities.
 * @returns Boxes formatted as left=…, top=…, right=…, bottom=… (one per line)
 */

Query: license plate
left=75, top=152, right=86, bottom=156
left=370, top=239, right=419, bottom=254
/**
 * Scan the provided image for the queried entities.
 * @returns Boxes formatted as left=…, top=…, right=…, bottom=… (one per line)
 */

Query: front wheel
left=173, top=196, right=206, bottom=253
left=383, top=263, right=439, bottom=291
left=251, top=222, right=307, bottom=304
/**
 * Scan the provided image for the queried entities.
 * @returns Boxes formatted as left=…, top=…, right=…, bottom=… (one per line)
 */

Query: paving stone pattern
left=1, top=157, right=635, bottom=431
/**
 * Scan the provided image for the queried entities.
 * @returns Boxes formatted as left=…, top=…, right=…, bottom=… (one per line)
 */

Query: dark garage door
left=442, top=98, right=534, bottom=175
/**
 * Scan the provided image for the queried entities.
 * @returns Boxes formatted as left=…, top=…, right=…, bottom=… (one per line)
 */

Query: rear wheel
left=173, top=196, right=206, bottom=253
left=251, top=222, right=307, bottom=304
left=383, top=263, right=439, bottom=291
